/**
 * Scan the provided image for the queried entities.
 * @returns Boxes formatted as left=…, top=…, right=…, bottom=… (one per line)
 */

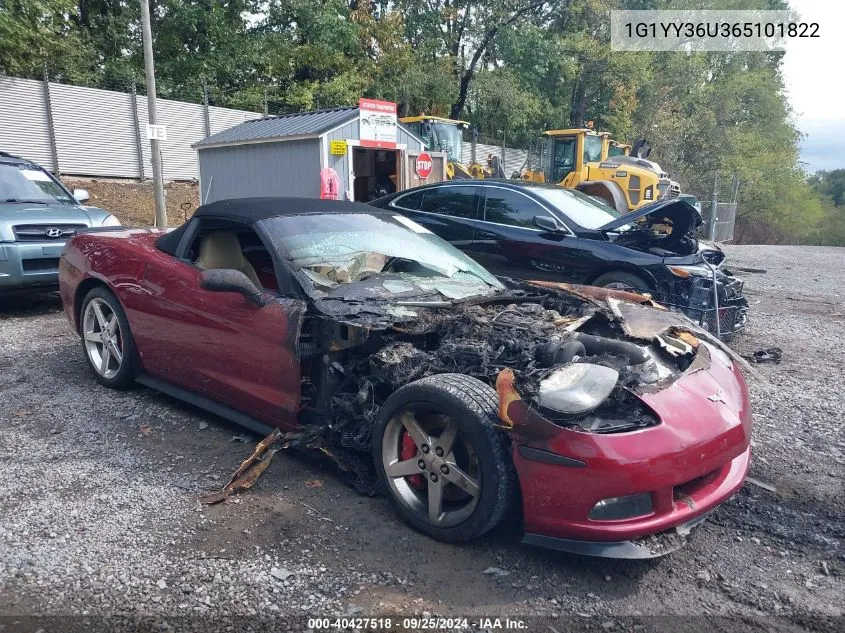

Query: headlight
left=589, top=493, right=654, bottom=520
left=101, top=214, right=122, bottom=227
left=668, top=264, right=711, bottom=278
left=537, top=363, right=619, bottom=415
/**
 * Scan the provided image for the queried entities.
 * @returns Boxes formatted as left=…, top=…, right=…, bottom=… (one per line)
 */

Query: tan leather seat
left=196, top=230, right=261, bottom=287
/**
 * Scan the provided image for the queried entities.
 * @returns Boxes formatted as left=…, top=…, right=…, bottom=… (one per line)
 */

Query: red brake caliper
left=401, top=431, right=425, bottom=489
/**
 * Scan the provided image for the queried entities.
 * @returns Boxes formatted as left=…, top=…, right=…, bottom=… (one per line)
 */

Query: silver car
left=0, top=152, right=120, bottom=293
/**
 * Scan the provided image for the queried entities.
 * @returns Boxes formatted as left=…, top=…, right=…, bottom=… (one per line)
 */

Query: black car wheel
left=80, top=286, right=136, bottom=389
left=373, top=374, right=516, bottom=543
left=592, top=271, right=651, bottom=293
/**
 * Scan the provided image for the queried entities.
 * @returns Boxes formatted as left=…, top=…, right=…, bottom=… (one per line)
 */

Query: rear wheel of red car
left=80, top=286, right=136, bottom=389
left=373, top=374, right=516, bottom=543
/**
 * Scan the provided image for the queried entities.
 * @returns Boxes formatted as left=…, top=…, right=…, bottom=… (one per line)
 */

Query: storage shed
left=193, top=103, right=446, bottom=204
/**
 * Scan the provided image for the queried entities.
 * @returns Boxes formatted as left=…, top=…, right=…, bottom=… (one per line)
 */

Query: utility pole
left=140, top=0, right=167, bottom=227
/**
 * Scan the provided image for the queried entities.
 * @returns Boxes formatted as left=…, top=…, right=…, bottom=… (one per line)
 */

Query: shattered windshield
left=263, top=213, right=503, bottom=300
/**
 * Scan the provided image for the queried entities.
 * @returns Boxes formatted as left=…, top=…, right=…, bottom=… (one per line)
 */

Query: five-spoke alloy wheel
left=373, top=374, right=515, bottom=542
left=80, top=286, right=136, bottom=388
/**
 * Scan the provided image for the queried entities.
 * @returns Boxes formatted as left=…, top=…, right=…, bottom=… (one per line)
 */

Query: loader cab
left=541, top=129, right=602, bottom=185
left=399, top=115, right=468, bottom=166
left=608, top=141, right=631, bottom=158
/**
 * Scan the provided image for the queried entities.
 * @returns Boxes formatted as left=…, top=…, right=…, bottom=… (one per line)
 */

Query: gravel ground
left=0, top=245, right=842, bottom=631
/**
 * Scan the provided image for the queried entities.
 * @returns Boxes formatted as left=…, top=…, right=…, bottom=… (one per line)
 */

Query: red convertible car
left=59, top=198, right=752, bottom=558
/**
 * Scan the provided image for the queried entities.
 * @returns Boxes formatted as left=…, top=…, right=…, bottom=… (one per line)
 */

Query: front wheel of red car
left=373, top=374, right=516, bottom=543
left=80, top=286, right=136, bottom=389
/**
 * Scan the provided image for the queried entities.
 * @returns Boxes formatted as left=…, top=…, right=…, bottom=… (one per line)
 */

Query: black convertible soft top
left=156, top=197, right=384, bottom=256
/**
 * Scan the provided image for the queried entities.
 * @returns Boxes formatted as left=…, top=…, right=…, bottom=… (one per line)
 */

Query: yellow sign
left=330, top=140, right=347, bottom=155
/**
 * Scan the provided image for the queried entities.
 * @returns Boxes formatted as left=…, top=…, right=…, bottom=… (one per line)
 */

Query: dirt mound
left=62, top=177, right=199, bottom=227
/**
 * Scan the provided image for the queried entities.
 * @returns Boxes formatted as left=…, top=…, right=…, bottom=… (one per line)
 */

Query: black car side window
left=392, top=190, right=424, bottom=211
left=483, top=188, right=544, bottom=228
left=420, top=186, right=478, bottom=219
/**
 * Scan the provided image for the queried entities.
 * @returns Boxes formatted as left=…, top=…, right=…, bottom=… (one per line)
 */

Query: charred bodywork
left=59, top=198, right=752, bottom=558
left=371, top=182, right=749, bottom=338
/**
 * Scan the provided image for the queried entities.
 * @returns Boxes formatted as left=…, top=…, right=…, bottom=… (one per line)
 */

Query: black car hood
left=597, top=199, right=701, bottom=232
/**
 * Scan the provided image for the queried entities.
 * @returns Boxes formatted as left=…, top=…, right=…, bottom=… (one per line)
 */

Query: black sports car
left=370, top=180, right=747, bottom=336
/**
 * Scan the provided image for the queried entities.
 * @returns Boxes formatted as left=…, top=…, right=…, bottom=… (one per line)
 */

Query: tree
left=398, top=0, right=553, bottom=118
left=0, top=0, right=97, bottom=82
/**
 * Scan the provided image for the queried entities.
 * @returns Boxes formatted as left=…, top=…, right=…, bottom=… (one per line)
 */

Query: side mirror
left=73, top=188, right=90, bottom=204
left=199, top=269, right=269, bottom=307
left=533, top=215, right=561, bottom=233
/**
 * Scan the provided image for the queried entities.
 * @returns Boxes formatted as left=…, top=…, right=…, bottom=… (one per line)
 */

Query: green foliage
left=0, top=0, right=835, bottom=243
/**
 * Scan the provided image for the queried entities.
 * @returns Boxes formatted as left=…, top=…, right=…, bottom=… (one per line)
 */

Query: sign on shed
left=330, top=140, right=347, bottom=155
left=359, top=98, right=397, bottom=149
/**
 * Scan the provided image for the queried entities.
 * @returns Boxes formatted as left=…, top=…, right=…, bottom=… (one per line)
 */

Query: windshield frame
left=0, top=160, right=78, bottom=205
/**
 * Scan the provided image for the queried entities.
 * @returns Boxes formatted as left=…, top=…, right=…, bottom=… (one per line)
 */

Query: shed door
left=403, top=150, right=447, bottom=189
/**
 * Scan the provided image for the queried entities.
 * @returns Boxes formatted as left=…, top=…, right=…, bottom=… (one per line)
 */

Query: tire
left=373, top=373, right=516, bottom=543
left=79, top=286, right=136, bottom=389
left=591, top=271, right=651, bottom=293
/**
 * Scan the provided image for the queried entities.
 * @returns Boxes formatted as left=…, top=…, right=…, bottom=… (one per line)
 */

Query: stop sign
left=415, top=152, right=433, bottom=179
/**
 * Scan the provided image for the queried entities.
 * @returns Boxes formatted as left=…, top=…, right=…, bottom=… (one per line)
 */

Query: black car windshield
left=532, top=187, right=624, bottom=230
left=263, top=213, right=503, bottom=298
left=0, top=163, right=75, bottom=204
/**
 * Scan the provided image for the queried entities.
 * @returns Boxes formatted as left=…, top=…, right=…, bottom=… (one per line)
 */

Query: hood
left=0, top=202, right=111, bottom=240
left=597, top=199, right=700, bottom=233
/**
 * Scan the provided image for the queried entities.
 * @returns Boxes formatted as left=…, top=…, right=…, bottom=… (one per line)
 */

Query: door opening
left=352, top=148, right=399, bottom=201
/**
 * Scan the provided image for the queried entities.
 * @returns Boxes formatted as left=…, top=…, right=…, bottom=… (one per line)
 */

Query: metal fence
left=0, top=75, right=260, bottom=181
left=462, top=138, right=529, bottom=178
left=698, top=173, right=740, bottom=242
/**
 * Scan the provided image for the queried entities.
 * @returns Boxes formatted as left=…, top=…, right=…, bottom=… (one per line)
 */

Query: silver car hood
left=0, top=202, right=109, bottom=241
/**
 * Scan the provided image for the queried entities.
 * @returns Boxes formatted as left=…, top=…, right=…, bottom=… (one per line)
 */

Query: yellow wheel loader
left=520, top=129, right=680, bottom=214
left=399, top=115, right=503, bottom=180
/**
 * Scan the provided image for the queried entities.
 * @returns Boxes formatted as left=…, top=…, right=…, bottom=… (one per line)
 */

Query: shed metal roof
left=193, top=107, right=358, bottom=149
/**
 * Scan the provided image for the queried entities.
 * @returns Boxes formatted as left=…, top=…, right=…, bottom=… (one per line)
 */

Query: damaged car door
left=133, top=219, right=305, bottom=430
left=468, top=185, right=593, bottom=282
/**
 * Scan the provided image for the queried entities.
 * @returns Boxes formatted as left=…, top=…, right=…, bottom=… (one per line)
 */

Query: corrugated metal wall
left=50, top=82, right=139, bottom=177
left=0, top=77, right=55, bottom=169
left=198, top=139, right=322, bottom=203
left=461, top=141, right=528, bottom=177
left=0, top=76, right=257, bottom=180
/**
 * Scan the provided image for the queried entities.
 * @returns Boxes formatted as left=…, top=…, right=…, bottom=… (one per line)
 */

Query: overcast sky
left=783, top=0, right=843, bottom=173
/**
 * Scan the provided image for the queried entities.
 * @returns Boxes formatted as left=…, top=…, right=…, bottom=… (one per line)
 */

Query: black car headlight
left=589, top=493, right=654, bottom=520
left=537, top=363, right=619, bottom=415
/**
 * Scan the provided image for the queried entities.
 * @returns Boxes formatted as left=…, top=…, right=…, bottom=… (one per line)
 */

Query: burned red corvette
left=58, top=198, right=752, bottom=558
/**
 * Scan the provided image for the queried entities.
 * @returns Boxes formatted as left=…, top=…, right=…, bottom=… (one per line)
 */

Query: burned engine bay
left=285, top=279, right=723, bottom=493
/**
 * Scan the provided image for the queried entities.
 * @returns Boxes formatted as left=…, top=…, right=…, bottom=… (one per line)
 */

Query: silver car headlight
left=537, top=363, right=619, bottom=415
left=668, top=264, right=711, bottom=278
left=101, top=214, right=122, bottom=227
